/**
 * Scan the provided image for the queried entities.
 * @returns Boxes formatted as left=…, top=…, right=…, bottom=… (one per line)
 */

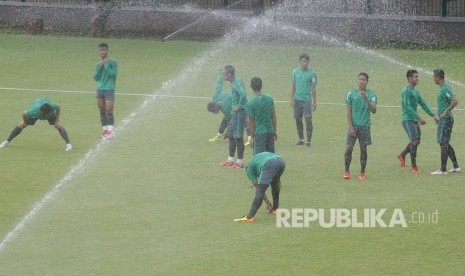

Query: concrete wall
left=1, top=1, right=465, bottom=43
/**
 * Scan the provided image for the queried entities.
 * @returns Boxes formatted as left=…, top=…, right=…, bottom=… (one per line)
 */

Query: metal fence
left=4, top=0, right=464, bottom=17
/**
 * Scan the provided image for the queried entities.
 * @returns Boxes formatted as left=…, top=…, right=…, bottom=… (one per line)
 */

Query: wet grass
left=0, top=33, right=464, bottom=275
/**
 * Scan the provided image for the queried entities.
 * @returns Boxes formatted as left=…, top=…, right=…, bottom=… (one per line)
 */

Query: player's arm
left=347, top=104, right=355, bottom=137
left=272, top=109, right=278, bottom=140
left=55, top=105, right=61, bottom=120
left=418, top=95, right=437, bottom=123
left=107, top=60, right=118, bottom=79
left=290, top=83, right=295, bottom=107
left=361, top=92, right=377, bottom=114
left=311, top=87, right=316, bottom=111
left=441, top=96, right=458, bottom=119
left=93, top=64, right=102, bottom=81
left=248, top=116, right=255, bottom=147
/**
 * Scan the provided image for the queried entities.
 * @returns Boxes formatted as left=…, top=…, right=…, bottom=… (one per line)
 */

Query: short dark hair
left=224, top=65, right=235, bottom=76
left=40, top=103, right=51, bottom=114
left=433, top=69, right=445, bottom=80
left=358, top=72, right=369, bottom=80
left=250, top=77, right=262, bottom=91
left=406, top=69, right=418, bottom=79
left=98, top=43, right=109, bottom=49
left=299, top=53, right=310, bottom=61
left=207, top=101, right=220, bottom=113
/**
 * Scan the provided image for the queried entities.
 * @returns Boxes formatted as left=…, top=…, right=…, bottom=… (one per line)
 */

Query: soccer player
left=290, top=53, right=317, bottom=147
left=343, top=73, right=377, bottom=181
left=234, top=152, right=285, bottom=223
left=247, top=77, right=277, bottom=155
left=207, top=68, right=232, bottom=142
left=219, top=65, right=248, bottom=169
left=94, top=42, right=118, bottom=140
left=430, top=69, right=460, bottom=175
left=397, top=69, right=437, bottom=173
left=0, top=98, right=72, bottom=151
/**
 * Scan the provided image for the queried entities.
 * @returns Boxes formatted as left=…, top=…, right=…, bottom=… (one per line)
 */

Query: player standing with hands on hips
left=94, top=42, right=118, bottom=140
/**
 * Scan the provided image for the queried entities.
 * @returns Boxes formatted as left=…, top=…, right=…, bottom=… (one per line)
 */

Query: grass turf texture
left=0, top=33, right=465, bottom=274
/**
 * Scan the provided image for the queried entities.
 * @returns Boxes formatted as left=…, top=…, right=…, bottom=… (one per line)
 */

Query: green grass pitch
left=0, top=33, right=465, bottom=274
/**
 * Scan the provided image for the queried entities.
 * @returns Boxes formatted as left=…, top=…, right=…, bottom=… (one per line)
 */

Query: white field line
left=1, top=86, right=464, bottom=111
left=0, top=47, right=227, bottom=253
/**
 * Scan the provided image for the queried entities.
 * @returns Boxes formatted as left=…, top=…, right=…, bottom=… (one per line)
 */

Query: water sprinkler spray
left=162, top=0, right=245, bottom=42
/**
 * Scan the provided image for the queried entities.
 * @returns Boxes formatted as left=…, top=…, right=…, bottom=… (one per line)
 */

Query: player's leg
left=246, top=184, right=268, bottom=219
left=398, top=121, right=411, bottom=167
left=304, top=101, right=313, bottom=147
left=0, top=118, right=30, bottom=147
left=344, top=127, right=357, bottom=179
left=270, top=158, right=285, bottom=211
left=96, top=90, right=107, bottom=136
left=358, top=126, right=371, bottom=179
left=265, top=132, right=275, bottom=153
left=434, top=117, right=458, bottom=173
left=409, top=121, right=421, bottom=170
left=221, top=115, right=235, bottom=166
left=210, top=116, right=228, bottom=142
left=294, top=101, right=304, bottom=145
left=244, top=121, right=251, bottom=146
left=104, top=91, right=115, bottom=137
left=253, top=133, right=266, bottom=155
left=49, top=113, right=72, bottom=151
left=234, top=109, right=246, bottom=167
left=445, top=118, right=459, bottom=170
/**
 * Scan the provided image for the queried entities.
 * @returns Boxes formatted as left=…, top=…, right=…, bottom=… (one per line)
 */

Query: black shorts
left=25, top=112, right=57, bottom=126
left=293, top=100, right=312, bottom=120
left=437, top=117, right=454, bottom=144
left=259, top=157, right=285, bottom=186
left=402, top=120, right=421, bottom=141
left=346, top=125, right=372, bottom=146
left=96, top=89, right=115, bottom=102
left=253, top=133, right=275, bottom=155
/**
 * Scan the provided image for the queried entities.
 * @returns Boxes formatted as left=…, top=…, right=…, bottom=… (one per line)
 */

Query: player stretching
left=94, top=42, right=118, bottom=140
left=234, top=152, right=285, bottom=223
left=0, top=98, right=72, bottom=151
left=343, top=73, right=377, bottom=180
left=397, top=69, right=437, bottom=173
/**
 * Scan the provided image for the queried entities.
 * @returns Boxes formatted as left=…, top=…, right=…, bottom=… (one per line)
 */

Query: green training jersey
left=246, top=152, right=282, bottom=183
left=247, top=93, right=275, bottom=134
left=401, top=85, right=434, bottom=122
left=437, top=83, right=455, bottom=119
left=93, top=57, right=118, bottom=90
left=345, top=89, right=377, bottom=126
left=231, top=77, right=247, bottom=110
left=25, top=98, right=58, bottom=120
left=212, top=71, right=232, bottom=119
left=291, top=67, right=317, bottom=101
